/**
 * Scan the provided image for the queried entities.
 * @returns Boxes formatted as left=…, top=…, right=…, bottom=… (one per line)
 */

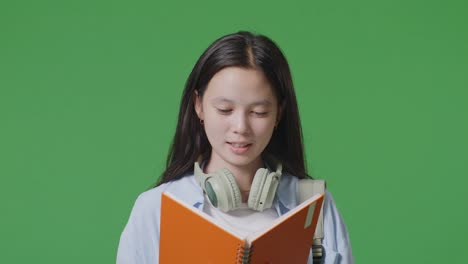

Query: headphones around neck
left=194, top=156, right=282, bottom=212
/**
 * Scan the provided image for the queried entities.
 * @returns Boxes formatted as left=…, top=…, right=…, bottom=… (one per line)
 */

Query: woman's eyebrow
left=211, top=97, right=272, bottom=106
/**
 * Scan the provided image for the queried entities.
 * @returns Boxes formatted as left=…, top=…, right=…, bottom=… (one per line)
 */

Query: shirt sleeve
left=320, top=190, right=354, bottom=264
left=116, top=191, right=162, bottom=264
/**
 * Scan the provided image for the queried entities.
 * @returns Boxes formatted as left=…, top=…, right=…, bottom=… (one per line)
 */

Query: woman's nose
left=232, top=113, right=250, bottom=134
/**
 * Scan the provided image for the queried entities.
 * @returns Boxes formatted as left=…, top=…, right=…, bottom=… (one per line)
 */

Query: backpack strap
left=298, top=179, right=326, bottom=263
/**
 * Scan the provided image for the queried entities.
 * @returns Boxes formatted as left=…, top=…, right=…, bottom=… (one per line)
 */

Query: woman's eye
left=217, top=109, right=232, bottom=114
left=253, top=111, right=268, bottom=117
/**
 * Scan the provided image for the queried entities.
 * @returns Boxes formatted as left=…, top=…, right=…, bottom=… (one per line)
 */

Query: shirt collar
left=275, top=172, right=297, bottom=211
left=167, top=171, right=297, bottom=215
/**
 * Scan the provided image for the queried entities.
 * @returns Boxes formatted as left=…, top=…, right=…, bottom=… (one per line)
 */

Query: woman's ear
left=276, top=101, right=285, bottom=126
left=194, top=90, right=203, bottom=120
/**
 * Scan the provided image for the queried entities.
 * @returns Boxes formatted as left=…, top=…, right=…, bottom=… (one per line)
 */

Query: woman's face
left=195, top=67, right=280, bottom=171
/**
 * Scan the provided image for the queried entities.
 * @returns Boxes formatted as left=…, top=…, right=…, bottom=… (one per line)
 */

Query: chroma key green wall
left=1, top=0, right=467, bottom=263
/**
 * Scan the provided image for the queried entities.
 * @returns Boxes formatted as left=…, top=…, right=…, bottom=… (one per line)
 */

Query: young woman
left=117, top=31, right=353, bottom=263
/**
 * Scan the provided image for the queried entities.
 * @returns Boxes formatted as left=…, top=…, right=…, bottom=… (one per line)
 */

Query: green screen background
left=1, top=0, right=467, bottom=263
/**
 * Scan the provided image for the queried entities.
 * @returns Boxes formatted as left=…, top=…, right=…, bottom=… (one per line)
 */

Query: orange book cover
left=159, top=191, right=324, bottom=264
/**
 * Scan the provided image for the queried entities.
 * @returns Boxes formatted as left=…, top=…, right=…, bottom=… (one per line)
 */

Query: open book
left=159, top=191, right=324, bottom=264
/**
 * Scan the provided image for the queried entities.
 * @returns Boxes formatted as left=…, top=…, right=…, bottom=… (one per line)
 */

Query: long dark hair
left=156, top=31, right=309, bottom=186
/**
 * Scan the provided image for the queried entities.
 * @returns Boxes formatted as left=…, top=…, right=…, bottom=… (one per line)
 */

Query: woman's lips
left=227, top=142, right=252, bottom=154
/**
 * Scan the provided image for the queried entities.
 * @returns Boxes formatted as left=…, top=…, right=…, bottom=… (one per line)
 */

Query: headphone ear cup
left=248, top=168, right=269, bottom=211
left=206, top=169, right=242, bottom=212
left=259, top=171, right=281, bottom=211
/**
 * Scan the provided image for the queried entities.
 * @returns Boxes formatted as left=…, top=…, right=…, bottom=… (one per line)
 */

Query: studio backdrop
left=1, top=0, right=467, bottom=263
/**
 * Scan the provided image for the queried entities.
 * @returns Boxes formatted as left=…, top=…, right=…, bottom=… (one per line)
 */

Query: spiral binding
left=312, top=242, right=324, bottom=263
left=235, top=243, right=252, bottom=264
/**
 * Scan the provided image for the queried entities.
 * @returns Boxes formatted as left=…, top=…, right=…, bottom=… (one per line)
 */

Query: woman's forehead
left=210, top=96, right=274, bottom=107
left=204, top=67, right=277, bottom=102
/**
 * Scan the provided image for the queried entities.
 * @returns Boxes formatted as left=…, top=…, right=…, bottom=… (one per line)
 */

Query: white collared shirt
left=116, top=173, right=354, bottom=264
